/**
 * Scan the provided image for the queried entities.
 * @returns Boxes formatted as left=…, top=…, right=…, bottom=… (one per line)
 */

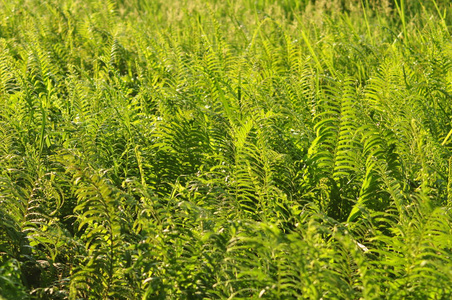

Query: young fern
left=64, top=155, right=135, bottom=299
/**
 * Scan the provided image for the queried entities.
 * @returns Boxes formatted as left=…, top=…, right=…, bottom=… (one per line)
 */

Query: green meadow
left=1, top=0, right=452, bottom=298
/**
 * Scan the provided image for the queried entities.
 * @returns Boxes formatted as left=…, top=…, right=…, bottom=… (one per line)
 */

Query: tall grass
left=1, top=0, right=452, bottom=299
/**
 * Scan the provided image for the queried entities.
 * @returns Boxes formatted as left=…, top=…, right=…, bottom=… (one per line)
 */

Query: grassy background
left=1, top=0, right=452, bottom=299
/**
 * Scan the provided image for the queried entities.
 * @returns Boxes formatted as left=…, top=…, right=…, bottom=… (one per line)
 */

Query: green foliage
left=1, top=0, right=452, bottom=299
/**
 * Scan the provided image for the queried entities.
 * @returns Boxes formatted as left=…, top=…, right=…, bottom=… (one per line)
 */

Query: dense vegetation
left=1, top=0, right=452, bottom=298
